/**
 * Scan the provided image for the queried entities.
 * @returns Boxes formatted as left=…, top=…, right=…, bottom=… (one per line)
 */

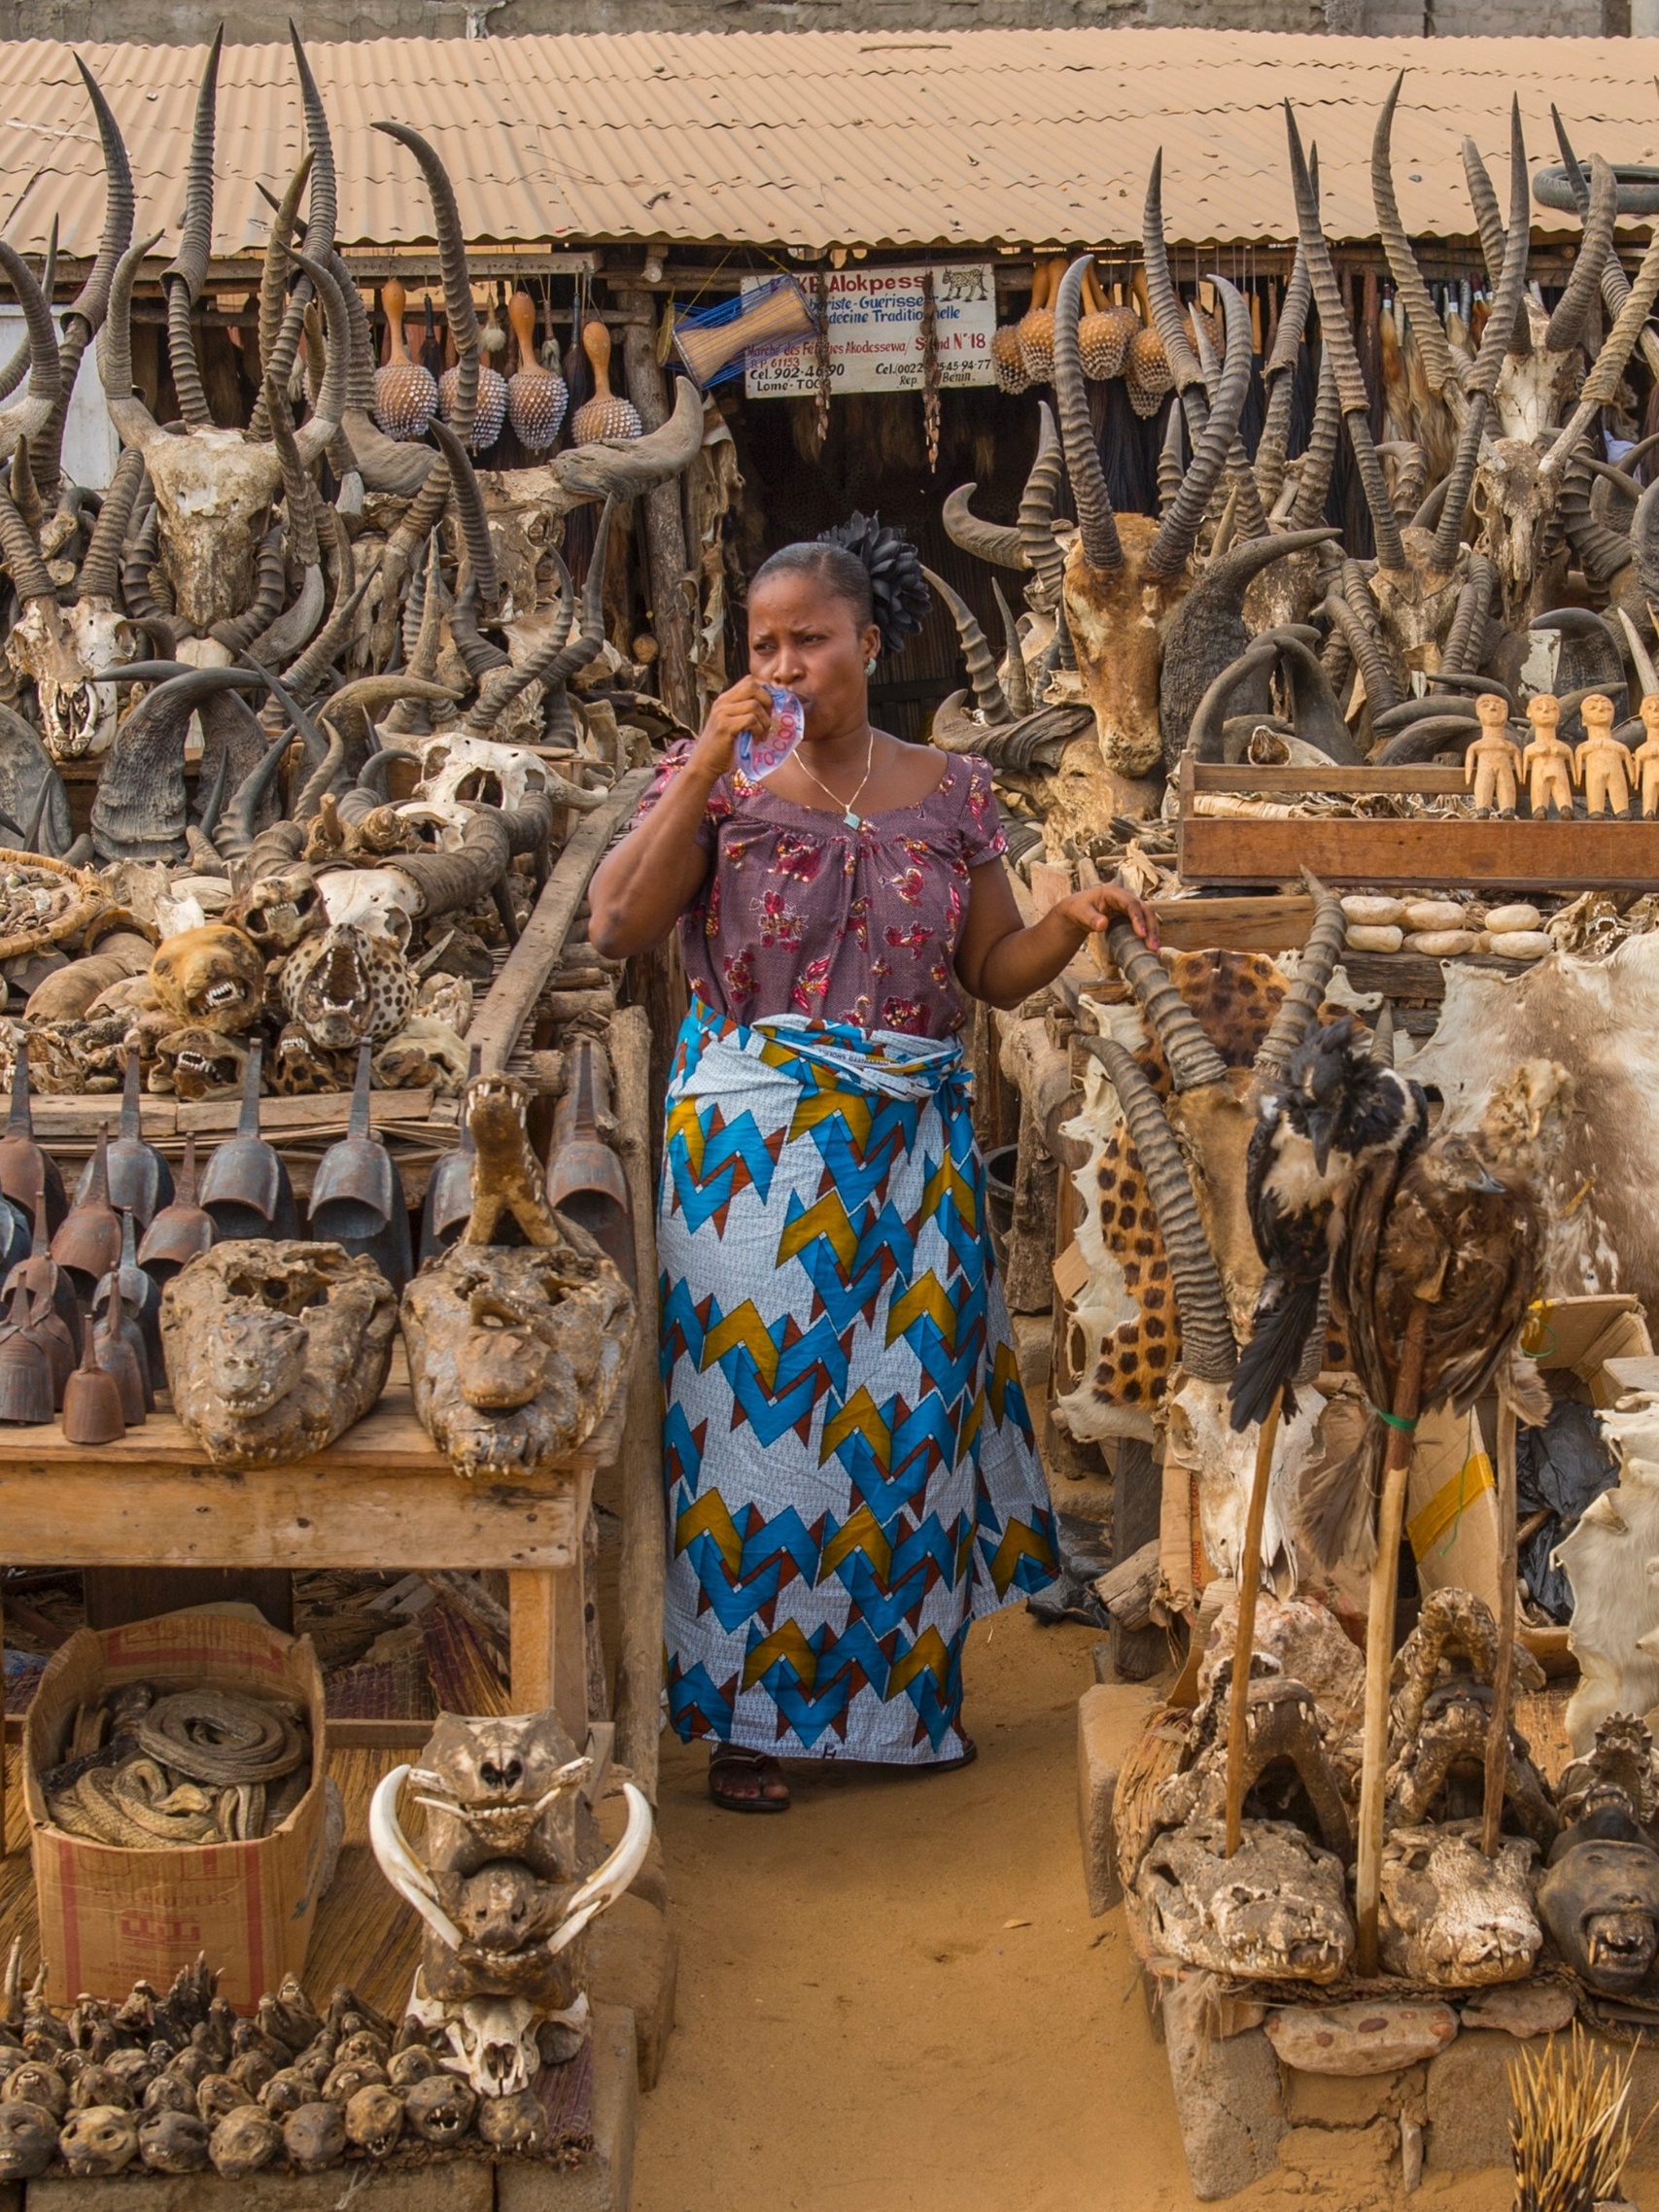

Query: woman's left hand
left=1054, top=883, right=1159, bottom=952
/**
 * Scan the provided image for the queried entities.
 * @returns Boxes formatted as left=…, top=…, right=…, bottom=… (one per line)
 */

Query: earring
left=865, top=656, right=879, bottom=674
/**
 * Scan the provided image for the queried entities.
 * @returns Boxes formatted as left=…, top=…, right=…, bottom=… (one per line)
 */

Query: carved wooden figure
left=1520, top=695, right=1574, bottom=819
left=1463, top=693, right=1519, bottom=817
left=1573, top=693, right=1632, bottom=818
left=1632, top=697, right=1659, bottom=819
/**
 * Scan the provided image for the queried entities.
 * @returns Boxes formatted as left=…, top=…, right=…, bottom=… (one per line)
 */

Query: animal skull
left=415, top=731, right=548, bottom=820
left=440, top=1997, right=537, bottom=2098
left=150, top=925, right=264, bottom=1036
left=318, top=868, right=420, bottom=952
left=1378, top=1824, right=1541, bottom=1986
left=135, top=432, right=283, bottom=636
left=7, top=600, right=140, bottom=760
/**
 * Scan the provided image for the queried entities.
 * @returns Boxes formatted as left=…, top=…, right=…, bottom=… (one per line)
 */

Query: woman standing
left=589, top=524, right=1155, bottom=1812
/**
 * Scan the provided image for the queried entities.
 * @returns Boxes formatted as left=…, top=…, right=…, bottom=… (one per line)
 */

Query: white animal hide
left=1165, top=1374, right=1319, bottom=1591
left=1403, top=937, right=1656, bottom=1308
left=1556, top=1441, right=1659, bottom=1753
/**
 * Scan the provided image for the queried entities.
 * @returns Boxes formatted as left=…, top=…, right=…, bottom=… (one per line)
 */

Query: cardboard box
left=25, top=1610, right=327, bottom=2011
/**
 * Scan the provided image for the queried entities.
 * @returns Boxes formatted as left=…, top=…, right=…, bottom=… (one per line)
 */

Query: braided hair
left=751, top=511, right=930, bottom=661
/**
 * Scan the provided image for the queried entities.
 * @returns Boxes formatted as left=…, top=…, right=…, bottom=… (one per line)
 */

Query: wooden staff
left=1224, top=1391, right=1283, bottom=1857
left=1355, top=1302, right=1430, bottom=1977
left=1482, top=1395, right=1520, bottom=1858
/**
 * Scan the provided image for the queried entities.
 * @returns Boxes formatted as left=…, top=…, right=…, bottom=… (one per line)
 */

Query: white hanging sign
left=743, top=264, right=996, bottom=398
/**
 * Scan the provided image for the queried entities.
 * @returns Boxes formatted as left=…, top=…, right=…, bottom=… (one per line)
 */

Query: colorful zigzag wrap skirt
left=659, top=998, right=1058, bottom=1765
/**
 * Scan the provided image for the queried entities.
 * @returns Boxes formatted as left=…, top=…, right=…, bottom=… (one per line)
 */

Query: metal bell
left=93, top=1292, right=147, bottom=1426
left=137, top=1131, right=216, bottom=1285
left=307, top=1048, right=412, bottom=1293
left=82, top=1053, right=174, bottom=1228
left=0, top=1292, right=53, bottom=1426
left=93, top=1210, right=161, bottom=1387
left=52, top=1125, right=122, bottom=1299
left=198, top=1041, right=299, bottom=1241
left=0, top=1038, right=65, bottom=1235
left=546, top=1035, right=634, bottom=1285
left=60, top=1323, right=125, bottom=1446
left=5, top=1176, right=82, bottom=1372
left=419, top=1046, right=479, bottom=1263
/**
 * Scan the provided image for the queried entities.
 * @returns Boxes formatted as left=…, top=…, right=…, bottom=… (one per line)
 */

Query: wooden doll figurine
left=1521, top=695, right=1575, bottom=820
left=1464, top=693, right=1519, bottom=817
left=1632, top=697, right=1659, bottom=820
left=1573, top=693, right=1633, bottom=818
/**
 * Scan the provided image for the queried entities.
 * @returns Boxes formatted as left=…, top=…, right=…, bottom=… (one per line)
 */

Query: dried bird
left=1227, top=1016, right=1426, bottom=1433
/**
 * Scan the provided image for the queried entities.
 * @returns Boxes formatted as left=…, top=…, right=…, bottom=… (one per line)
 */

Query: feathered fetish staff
left=1334, top=1117, right=1541, bottom=1973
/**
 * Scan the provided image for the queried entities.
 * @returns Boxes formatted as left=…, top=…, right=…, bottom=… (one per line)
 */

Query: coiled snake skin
left=46, top=1686, right=308, bottom=1849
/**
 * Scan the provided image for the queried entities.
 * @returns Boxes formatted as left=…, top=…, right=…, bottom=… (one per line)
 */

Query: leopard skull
left=281, top=922, right=417, bottom=1051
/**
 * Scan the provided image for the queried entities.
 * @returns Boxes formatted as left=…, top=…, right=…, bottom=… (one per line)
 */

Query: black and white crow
left=1227, top=1015, right=1426, bottom=1432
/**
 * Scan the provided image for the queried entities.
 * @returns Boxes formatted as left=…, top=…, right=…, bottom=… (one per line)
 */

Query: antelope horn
left=0, top=220, right=53, bottom=408
left=1370, top=1001, right=1396, bottom=1068
left=1052, top=257, right=1122, bottom=573
left=1289, top=106, right=1406, bottom=570
left=78, top=446, right=144, bottom=604
left=371, top=123, right=479, bottom=358
left=992, top=579, right=1031, bottom=717
left=390, top=805, right=515, bottom=918
left=1159, top=529, right=1342, bottom=760
left=1016, top=403, right=1066, bottom=610
left=290, top=25, right=337, bottom=266
left=247, top=153, right=311, bottom=443
left=1372, top=73, right=1460, bottom=399
left=1142, top=152, right=1205, bottom=393
left=162, top=27, right=222, bottom=432
left=289, top=250, right=349, bottom=467
left=1543, top=216, right=1659, bottom=480
left=63, top=60, right=134, bottom=346
left=0, top=241, right=61, bottom=466
left=1078, top=1034, right=1238, bottom=1383
left=1254, top=235, right=1311, bottom=507
left=1254, top=871, right=1346, bottom=1078
left=427, top=418, right=500, bottom=614
left=0, top=474, right=53, bottom=605
left=922, top=566, right=1013, bottom=725
left=333, top=247, right=434, bottom=498
left=98, top=231, right=166, bottom=457
left=1633, top=476, right=1659, bottom=606
left=1430, top=98, right=1531, bottom=572
left=1545, top=153, right=1618, bottom=355
left=1287, top=352, right=1341, bottom=531
left=1186, top=636, right=1280, bottom=763
left=1105, top=920, right=1227, bottom=1091
left=1157, top=401, right=1184, bottom=514
left=1439, top=552, right=1495, bottom=676
left=548, top=377, right=704, bottom=503
left=1146, top=274, right=1253, bottom=580
left=942, top=483, right=1026, bottom=570
left=1461, top=137, right=1508, bottom=290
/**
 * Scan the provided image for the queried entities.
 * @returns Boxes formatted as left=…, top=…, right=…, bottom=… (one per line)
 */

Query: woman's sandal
left=709, top=1746, right=791, bottom=1814
left=921, top=1736, right=978, bottom=1775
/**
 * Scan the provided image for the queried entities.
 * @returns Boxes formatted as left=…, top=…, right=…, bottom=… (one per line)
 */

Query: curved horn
left=1254, top=237, right=1311, bottom=506
left=1372, top=73, right=1459, bottom=398
left=367, top=1768, right=465, bottom=1953
left=1106, top=920, right=1227, bottom=1091
left=1142, top=151, right=1204, bottom=393
left=543, top=1782, right=654, bottom=1956
left=1287, top=105, right=1406, bottom=570
left=1016, top=402, right=1066, bottom=611
left=1370, top=1001, right=1396, bottom=1068
left=215, top=723, right=292, bottom=861
left=161, top=28, right=222, bottom=431
left=247, top=153, right=311, bottom=442
left=465, top=500, right=612, bottom=738
left=1078, top=1034, right=1238, bottom=1382
left=289, top=250, right=349, bottom=467
left=922, top=566, right=1012, bottom=725
left=1287, top=352, right=1342, bottom=532
left=78, top=445, right=145, bottom=603
left=0, top=220, right=54, bottom=407
left=1461, top=138, right=1507, bottom=291
left=1439, top=552, right=1495, bottom=677
left=1254, top=871, right=1346, bottom=1078
left=1186, top=636, right=1279, bottom=763
left=1052, top=258, right=1122, bottom=573
left=97, top=231, right=165, bottom=457
left=371, top=122, right=478, bottom=358
left=992, top=579, right=1030, bottom=717
left=1545, top=152, right=1618, bottom=356
left=1146, top=274, right=1253, bottom=579
left=428, top=418, right=500, bottom=613
left=290, top=26, right=336, bottom=267
left=63, top=59, right=134, bottom=344
left=942, top=482, right=1026, bottom=571
left=1543, top=215, right=1659, bottom=481
left=548, top=376, right=705, bottom=503
left=0, top=476, right=53, bottom=605
left=0, top=241, right=62, bottom=458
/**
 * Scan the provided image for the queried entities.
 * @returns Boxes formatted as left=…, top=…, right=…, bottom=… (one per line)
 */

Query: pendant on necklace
left=844, top=810, right=861, bottom=830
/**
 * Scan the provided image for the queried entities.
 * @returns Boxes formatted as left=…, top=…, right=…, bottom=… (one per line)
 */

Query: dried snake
left=45, top=1684, right=308, bottom=1849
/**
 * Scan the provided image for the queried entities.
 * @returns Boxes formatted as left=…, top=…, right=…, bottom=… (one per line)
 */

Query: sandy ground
left=628, top=1605, right=1656, bottom=2212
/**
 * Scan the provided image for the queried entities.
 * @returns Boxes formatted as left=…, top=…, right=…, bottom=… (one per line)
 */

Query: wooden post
left=608, top=1004, right=667, bottom=1799
left=1482, top=1397, right=1520, bottom=1857
left=1224, top=1394, right=1282, bottom=1857
left=509, top=1564, right=588, bottom=1740
left=1355, top=1305, right=1430, bottom=1977
left=619, top=290, right=698, bottom=731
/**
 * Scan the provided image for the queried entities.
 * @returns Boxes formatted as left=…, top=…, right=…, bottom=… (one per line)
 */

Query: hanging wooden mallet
left=1354, top=1300, right=1430, bottom=1978
left=1224, top=1389, right=1284, bottom=1856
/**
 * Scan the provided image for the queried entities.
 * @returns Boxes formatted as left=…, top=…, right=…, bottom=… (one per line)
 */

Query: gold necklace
left=792, top=728, right=877, bottom=830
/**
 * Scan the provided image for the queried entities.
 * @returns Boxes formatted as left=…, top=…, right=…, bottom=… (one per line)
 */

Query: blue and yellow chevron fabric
left=659, top=998, right=1058, bottom=1765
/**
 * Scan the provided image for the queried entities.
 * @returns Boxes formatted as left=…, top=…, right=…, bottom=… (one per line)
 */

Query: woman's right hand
left=693, top=676, right=777, bottom=779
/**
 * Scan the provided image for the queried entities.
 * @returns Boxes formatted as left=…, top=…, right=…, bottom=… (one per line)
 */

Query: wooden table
left=0, top=1355, right=624, bottom=1834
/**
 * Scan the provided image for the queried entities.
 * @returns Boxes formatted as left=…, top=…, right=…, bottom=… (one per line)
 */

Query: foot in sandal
left=709, top=1746, right=790, bottom=1813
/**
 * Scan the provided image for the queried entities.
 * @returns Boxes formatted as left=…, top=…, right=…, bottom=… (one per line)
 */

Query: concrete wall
left=0, top=0, right=1626, bottom=47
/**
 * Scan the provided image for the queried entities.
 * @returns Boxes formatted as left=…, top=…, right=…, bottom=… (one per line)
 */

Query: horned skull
left=317, top=868, right=420, bottom=953
left=415, top=732, right=549, bottom=823
left=7, top=600, right=141, bottom=760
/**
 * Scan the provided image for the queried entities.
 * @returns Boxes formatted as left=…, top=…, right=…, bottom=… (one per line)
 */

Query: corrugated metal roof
left=1, top=26, right=1656, bottom=259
